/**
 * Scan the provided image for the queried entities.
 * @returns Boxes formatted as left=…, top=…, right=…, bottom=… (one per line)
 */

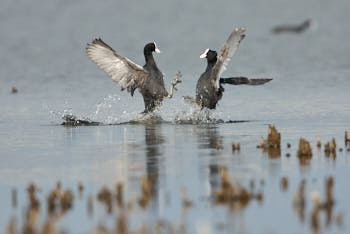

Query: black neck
left=144, top=52, right=158, bottom=69
left=205, top=61, right=216, bottom=72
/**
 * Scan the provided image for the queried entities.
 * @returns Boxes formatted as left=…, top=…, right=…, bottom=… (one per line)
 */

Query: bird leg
left=166, top=71, right=182, bottom=98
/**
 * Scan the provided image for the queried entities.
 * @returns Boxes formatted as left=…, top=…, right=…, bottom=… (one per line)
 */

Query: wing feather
left=86, top=39, right=148, bottom=96
left=210, top=27, right=246, bottom=90
left=220, top=77, right=273, bottom=85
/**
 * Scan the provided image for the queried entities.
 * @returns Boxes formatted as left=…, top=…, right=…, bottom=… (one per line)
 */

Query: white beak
left=200, top=48, right=209, bottom=59
left=154, top=42, right=161, bottom=53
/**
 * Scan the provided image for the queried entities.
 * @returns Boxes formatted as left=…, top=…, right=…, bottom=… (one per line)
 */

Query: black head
left=144, top=42, right=161, bottom=55
left=200, top=49, right=217, bottom=63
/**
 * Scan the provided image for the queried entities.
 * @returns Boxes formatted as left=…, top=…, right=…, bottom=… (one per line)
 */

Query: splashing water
left=163, top=98, right=225, bottom=124
left=89, top=94, right=123, bottom=124
left=50, top=94, right=229, bottom=125
left=48, top=95, right=137, bottom=125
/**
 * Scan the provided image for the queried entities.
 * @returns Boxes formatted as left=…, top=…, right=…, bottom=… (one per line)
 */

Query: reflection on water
left=263, top=147, right=281, bottom=159
left=195, top=125, right=223, bottom=192
left=144, top=124, right=165, bottom=203
left=196, top=125, right=223, bottom=151
left=1, top=122, right=350, bottom=234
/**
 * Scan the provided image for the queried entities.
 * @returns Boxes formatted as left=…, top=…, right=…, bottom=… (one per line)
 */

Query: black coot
left=86, top=39, right=181, bottom=113
left=195, top=28, right=272, bottom=109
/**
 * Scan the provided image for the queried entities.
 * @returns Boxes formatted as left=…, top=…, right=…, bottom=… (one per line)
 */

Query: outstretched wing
left=220, top=77, right=273, bottom=85
left=86, top=38, right=148, bottom=96
left=210, top=27, right=246, bottom=90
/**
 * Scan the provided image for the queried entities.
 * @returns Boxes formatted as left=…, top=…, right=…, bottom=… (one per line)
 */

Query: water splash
left=47, top=100, right=76, bottom=123
left=49, top=95, right=138, bottom=125
left=89, top=94, right=122, bottom=124
left=50, top=95, right=229, bottom=125
left=169, top=99, right=225, bottom=124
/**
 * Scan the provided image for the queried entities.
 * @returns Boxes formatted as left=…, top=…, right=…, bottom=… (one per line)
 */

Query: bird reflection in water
left=196, top=125, right=223, bottom=191
left=197, top=125, right=223, bottom=152
left=144, top=124, right=165, bottom=201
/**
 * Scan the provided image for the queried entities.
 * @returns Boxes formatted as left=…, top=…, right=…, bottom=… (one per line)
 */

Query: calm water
left=1, top=0, right=350, bottom=233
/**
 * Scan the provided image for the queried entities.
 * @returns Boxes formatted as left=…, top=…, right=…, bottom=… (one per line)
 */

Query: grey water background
left=1, top=0, right=350, bottom=233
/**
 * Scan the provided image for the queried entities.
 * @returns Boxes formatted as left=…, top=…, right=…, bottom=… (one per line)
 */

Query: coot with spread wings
left=195, top=28, right=272, bottom=109
left=86, top=39, right=181, bottom=113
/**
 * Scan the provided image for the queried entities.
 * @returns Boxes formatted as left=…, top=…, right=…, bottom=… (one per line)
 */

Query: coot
left=86, top=39, right=181, bottom=113
left=195, top=28, right=272, bottom=109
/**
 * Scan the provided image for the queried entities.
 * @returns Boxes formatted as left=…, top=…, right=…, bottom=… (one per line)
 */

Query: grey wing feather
left=247, top=78, right=273, bottom=85
left=210, top=27, right=246, bottom=90
left=220, top=77, right=273, bottom=85
left=86, top=39, right=148, bottom=96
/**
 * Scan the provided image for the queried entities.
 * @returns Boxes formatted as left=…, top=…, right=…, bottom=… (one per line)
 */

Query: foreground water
left=1, top=119, right=350, bottom=234
left=1, top=0, right=350, bottom=233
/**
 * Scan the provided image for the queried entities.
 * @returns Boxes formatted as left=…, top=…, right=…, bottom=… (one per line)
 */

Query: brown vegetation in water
left=214, top=167, right=263, bottom=210
left=47, top=182, right=74, bottom=215
left=78, top=181, right=84, bottom=196
left=291, top=176, right=343, bottom=234
left=97, top=187, right=113, bottom=213
left=293, top=179, right=306, bottom=222
left=231, top=142, right=240, bottom=152
left=317, top=136, right=322, bottom=148
left=7, top=129, right=349, bottom=234
left=259, top=125, right=281, bottom=158
left=116, top=182, right=124, bottom=208
left=181, top=189, right=193, bottom=209
left=6, top=171, right=344, bottom=234
left=27, top=183, right=40, bottom=210
left=310, top=176, right=338, bottom=233
left=6, top=175, right=198, bottom=234
left=7, top=182, right=76, bottom=234
left=6, top=178, right=152, bottom=234
left=280, top=176, right=289, bottom=191
left=345, top=130, right=350, bottom=146
left=324, top=138, right=337, bottom=159
left=260, top=125, right=281, bottom=149
left=297, top=138, right=313, bottom=165
left=138, top=175, right=156, bottom=209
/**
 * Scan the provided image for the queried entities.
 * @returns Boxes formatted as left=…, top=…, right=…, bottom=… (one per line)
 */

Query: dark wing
left=220, top=77, right=273, bottom=85
left=210, top=27, right=246, bottom=90
left=86, top=39, right=148, bottom=96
